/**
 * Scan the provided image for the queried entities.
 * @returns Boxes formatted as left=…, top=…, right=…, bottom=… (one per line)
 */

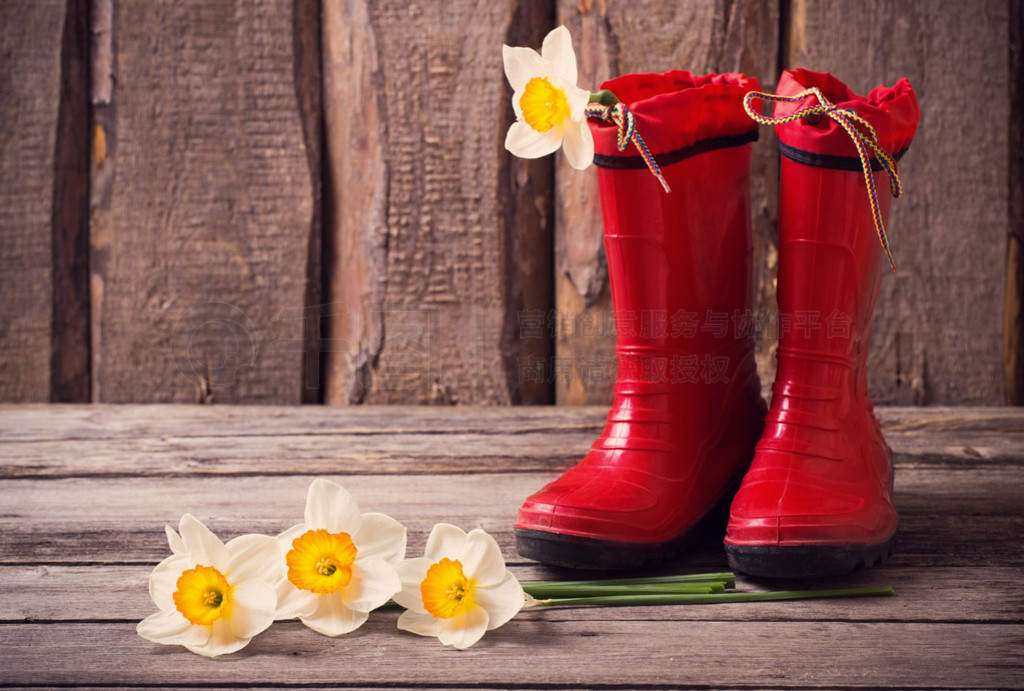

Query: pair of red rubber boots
left=514, top=68, right=920, bottom=578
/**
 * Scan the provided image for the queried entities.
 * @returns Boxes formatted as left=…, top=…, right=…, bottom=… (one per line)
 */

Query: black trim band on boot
left=778, top=140, right=910, bottom=172
left=593, top=130, right=759, bottom=170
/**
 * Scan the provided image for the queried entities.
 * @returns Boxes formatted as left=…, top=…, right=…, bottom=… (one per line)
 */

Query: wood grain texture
left=1007, top=0, right=1024, bottom=405
left=0, top=404, right=1021, bottom=688
left=321, top=0, right=389, bottom=405
left=322, top=1, right=555, bottom=405
left=88, top=1, right=317, bottom=403
left=2, top=468, right=1020, bottom=568
left=0, top=405, right=1020, bottom=478
left=293, top=0, right=324, bottom=404
left=498, top=1, right=557, bottom=405
left=1, top=621, right=1020, bottom=688
left=0, top=0, right=64, bottom=401
left=50, top=0, right=91, bottom=402
left=787, top=0, right=1008, bottom=405
left=554, top=0, right=781, bottom=405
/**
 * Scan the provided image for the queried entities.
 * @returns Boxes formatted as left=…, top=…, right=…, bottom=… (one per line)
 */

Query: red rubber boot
left=515, top=71, right=767, bottom=569
left=725, top=69, right=920, bottom=578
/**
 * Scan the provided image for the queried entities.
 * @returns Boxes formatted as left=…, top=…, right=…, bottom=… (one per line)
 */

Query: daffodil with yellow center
left=273, top=479, right=406, bottom=637
left=504, top=25, right=594, bottom=169
left=420, top=557, right=475, bottom=619
left=520, top=77, right=571, bottom=133
left=286, top=528, right=358, bottom=594
left=173, top=564, right=232, bottom=625
left=394, top=524, right=527, bottom=649
left=137, top=514, right=279, bottom=658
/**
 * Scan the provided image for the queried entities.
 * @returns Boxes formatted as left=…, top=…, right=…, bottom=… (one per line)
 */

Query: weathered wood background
left=0, top=0, right=1018, bottom=406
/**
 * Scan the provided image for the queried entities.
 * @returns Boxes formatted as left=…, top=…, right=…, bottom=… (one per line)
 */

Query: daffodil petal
left=272, top=524, right=309, bottom=616
left=178, top=514, right=229, bottom=572
left=227, top=579, right=277, bottom=639
left=300, top=590, right=368, bottom=637
left=148, top=553, right=190, bottom=612
left=275, top=523, right=306, bottom=555
left=275, top=582, right=318, bottom=620
left=564, top=82, right=590, bottom=118
left=505, top=121, right=564, bottom=159
left=459, top=529, right=508, bottom=587
left=541, top=25, right=577, bottom=86
left=561, top=116, right=595, bottom=170
left=188, top=618, right=250, bottom=658
left=343, top=557, right=401, bottom=612
left=437, top=605, right=490, bottom=649
left=424, top=523, right=469, bottom=563
left=502, top=44, right=548, bottom=92
left=397, top=609, right=441, bottom=638
left=226, top=533, right=280, bottom=584
left=476, top=572, right=526, bottom=630
left=137, top=609, right=210, bottom=647
left=392, top=556, right=431, bottom=612
left=304, top=479, right=363, bottom=535
left=352, top=512, right=407, bottom=564
left=164, top=525, right=186, bottom=555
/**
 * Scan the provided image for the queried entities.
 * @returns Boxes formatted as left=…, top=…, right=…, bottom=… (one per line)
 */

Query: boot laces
left=585, top=102, right=672, bottom=194
left=743, top=87, right=903, bottom=272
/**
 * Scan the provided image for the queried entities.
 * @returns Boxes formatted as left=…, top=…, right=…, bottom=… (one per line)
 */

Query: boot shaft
left=590, top=71, right=761, bottom=357
left=771, top=69, right=920, bottom=392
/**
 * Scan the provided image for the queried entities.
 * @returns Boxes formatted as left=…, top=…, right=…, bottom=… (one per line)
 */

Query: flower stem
left=525, top=572, right=736, bottom=590
left=588, top=89, right=619, bottom=106
left=524, top=582, right=726, bottom=599
left=537, top=586, right=895, bottom=608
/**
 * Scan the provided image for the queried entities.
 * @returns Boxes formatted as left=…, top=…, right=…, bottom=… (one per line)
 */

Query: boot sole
left=724, top=534, right=896, bottom=579
left=514, top=486, right=735, bottom=571
left=514, top=528, right=698, bottom=571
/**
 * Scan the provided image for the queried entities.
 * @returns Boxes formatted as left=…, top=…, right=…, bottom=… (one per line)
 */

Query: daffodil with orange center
left=503, top=25, right=594, bottom=169
left=137, top=514, right=279, bottom=658
left=394, top=524, right=526, bottom=649
left=273, top=479, right=406, bottom=636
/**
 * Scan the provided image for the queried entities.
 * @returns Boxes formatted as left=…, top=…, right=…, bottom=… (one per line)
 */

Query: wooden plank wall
left=0, top=0, right=1016, bottom=405
left=89, top=0, right=320, bottom=404
left=0, top=1, right=65, bottom=401
left=320, top=0, right=554, bottom=405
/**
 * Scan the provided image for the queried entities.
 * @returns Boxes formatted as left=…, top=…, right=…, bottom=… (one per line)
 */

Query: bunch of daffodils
left=137, top=479, right=527, bottom=656
left=138, top=478, right=893, bottom=657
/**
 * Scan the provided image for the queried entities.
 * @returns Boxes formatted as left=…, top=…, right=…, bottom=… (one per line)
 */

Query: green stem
left=538, top=586, right=895, bottom=608
left=525, top=572, right=736, bottom=590
left=524, top=582, right=725, bottom=599
left=588, top=89, right=619, bottom=106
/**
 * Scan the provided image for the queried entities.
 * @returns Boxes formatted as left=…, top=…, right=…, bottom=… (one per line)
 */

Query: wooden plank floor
left=0, top=404, right=1021, bottom=689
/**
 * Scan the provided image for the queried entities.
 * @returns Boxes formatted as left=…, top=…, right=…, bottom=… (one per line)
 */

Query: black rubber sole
left=724, top=534, right=897, bottom=579
left=514, top=485, right=736, bottom=571
left=514, top=527, right=699, bottom=571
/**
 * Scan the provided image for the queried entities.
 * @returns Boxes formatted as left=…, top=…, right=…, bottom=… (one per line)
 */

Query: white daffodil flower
left=503, top=25, right=594, bottom=169
left=137, top=514, right=279, bottom=658
left=393, top=523, right=527, bottom=649
left=274, top=478, right=406, bottom=636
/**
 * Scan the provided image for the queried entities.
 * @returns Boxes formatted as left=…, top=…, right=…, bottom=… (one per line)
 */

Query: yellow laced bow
left=585, top=102, right=672, bottom=193
left=743, top=87, right=903, bottom=271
